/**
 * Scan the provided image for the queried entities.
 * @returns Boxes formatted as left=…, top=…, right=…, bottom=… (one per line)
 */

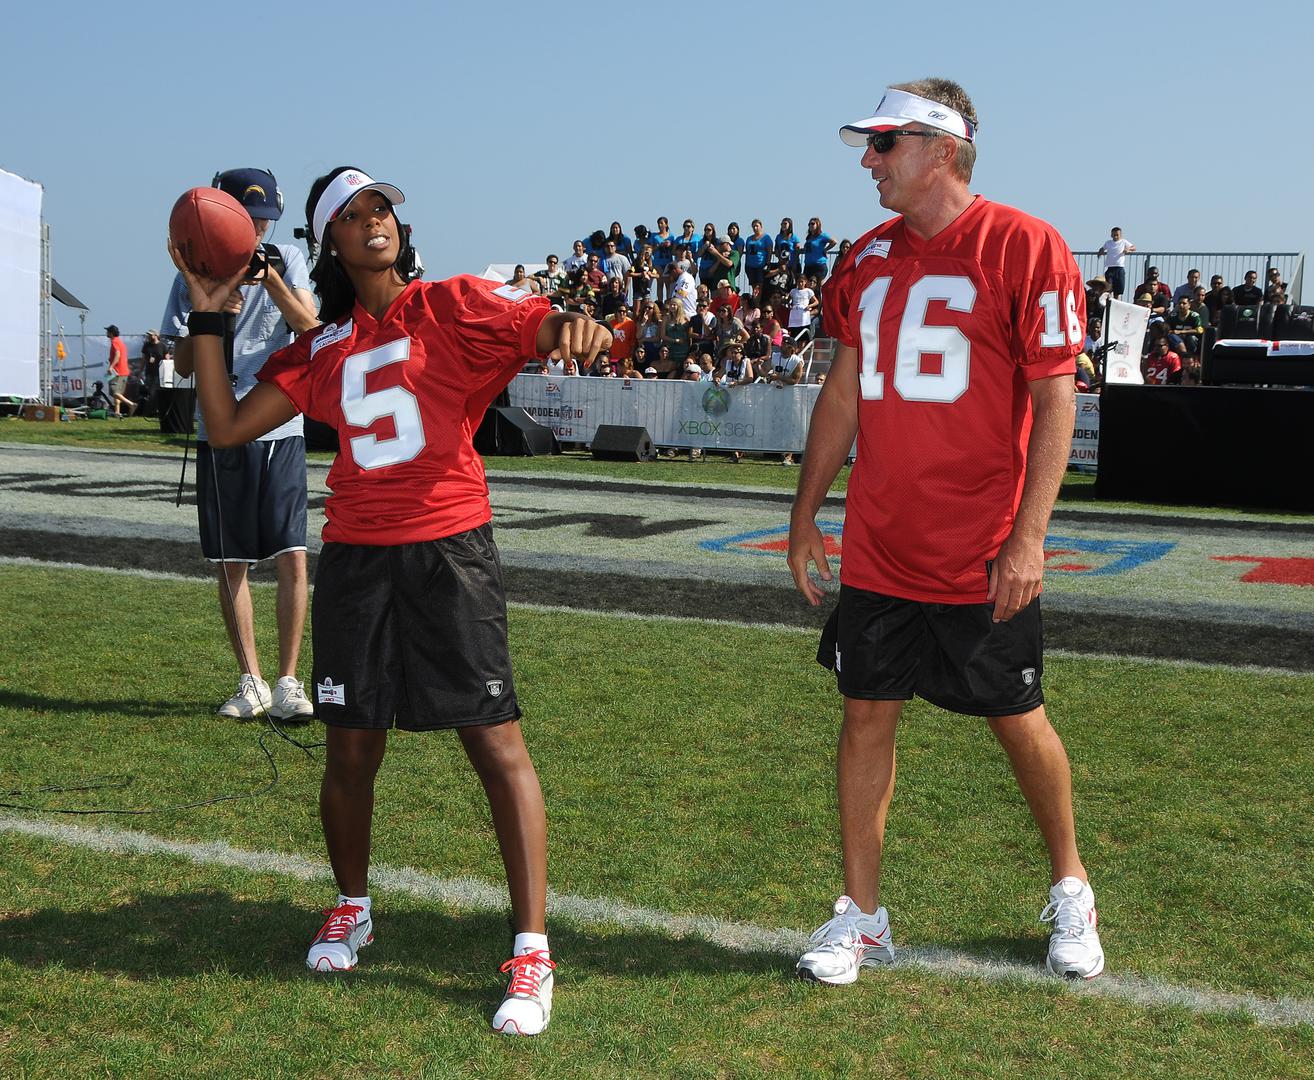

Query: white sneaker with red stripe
left=492, top=948, right=556, bottom=1036
left=305, top=900, right=373, bottom=972
left=796, top=895, right=894, bottom=985
left=1041, top=876, right=1104, bottom=980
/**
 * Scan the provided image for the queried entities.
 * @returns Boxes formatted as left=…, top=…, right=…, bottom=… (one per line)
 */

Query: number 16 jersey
left=822, top=197, right=1083, bottom=604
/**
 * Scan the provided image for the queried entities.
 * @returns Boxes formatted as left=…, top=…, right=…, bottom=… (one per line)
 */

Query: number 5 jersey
left=258, top=277, right=550, bottom=546
left=822, top=197, right=1083, bottom=604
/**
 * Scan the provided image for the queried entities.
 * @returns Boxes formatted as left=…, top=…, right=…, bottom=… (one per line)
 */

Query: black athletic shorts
left=196, top=437, right=307, bottom=563
left=817, top=584, right=1045, bottom=717
left=310, top=524, right=521, bottom=731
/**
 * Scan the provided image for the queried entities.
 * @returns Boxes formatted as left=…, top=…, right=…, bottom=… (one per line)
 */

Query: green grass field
left=2, top=564, right=1312, bottom=1079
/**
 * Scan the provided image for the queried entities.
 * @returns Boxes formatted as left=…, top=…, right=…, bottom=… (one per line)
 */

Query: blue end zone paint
left=1044, top=536, right=1175, bottom=576
left=702, top=525, right=1175, bottom=578
left=701, top=520, right=846, bottom=557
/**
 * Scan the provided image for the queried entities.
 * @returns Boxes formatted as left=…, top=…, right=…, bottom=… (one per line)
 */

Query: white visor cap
left=312, top=169, right=406, bottom=245
left=839, top=88, right=976, bottom=147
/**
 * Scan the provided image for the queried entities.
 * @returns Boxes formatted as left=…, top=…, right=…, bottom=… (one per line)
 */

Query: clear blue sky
left=4, top=1, right=1311, bottom=335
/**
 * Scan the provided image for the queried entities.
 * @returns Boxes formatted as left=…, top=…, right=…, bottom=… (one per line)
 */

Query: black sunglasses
left=865, top=130, right=941, bottom=154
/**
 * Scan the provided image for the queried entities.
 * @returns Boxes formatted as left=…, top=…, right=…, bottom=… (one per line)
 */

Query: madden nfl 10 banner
left=508, top=374, right=823, bottom=453
left=1071, top=393, right=1100, bottom=471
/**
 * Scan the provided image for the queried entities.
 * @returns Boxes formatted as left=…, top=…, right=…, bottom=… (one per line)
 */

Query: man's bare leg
left=217, top=561, right=260, bottom=678
left=987, top=705, right=1086, bottom=885
left=274, top=549, right=308, bottom=678
left=838, top=697, right=903, bottom=913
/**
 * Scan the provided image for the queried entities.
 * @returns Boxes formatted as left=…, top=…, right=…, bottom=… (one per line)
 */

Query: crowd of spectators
left=1081, top=264, right=1291, bottom=389
left=513, top=217, right=847, bottom=385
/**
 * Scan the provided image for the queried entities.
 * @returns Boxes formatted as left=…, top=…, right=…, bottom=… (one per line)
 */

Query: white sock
left=339, top=894, right=371, bottom=912
left=514, top=931, right=549, bottom=956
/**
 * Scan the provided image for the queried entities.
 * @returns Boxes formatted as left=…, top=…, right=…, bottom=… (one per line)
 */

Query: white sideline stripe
left=1, top=558, right=1310, bottom=679
left=3, top=814, right=1312, bottom=1029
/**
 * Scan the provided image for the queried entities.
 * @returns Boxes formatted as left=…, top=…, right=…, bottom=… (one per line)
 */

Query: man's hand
left=787, top=515, right=833, bottom=606
left=986, top=529, right=1045, bottom=622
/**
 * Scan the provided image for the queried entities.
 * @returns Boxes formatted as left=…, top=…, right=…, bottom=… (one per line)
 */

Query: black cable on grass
left=6, top=328, right=325, bottom=816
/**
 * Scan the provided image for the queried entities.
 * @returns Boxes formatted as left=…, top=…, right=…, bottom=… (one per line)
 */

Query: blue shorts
left=195, top=437, right=307, bottom=563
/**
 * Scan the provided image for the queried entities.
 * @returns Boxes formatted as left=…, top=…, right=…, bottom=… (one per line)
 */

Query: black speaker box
left=1096, top=384, right=1313, bottom=511
left=474, top=406, right=559, bottom=456
left=157, top=388, right=195, bottom=434
left=590, top=424, right=656, bottom=462
left=304, top=418, right=340, bottom=453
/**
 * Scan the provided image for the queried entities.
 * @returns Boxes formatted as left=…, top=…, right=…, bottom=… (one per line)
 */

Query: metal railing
left=1074, top=251, right=1304, bottom=306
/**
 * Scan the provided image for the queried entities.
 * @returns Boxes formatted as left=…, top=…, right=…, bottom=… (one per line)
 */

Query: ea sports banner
left=1102, top=298, right=1148, bottom=384
left=1070, top=393, right=1099, bottom=471
left=508, top=374, right=821, bottom=453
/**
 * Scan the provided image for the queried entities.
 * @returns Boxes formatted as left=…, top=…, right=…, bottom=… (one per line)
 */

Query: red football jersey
left=822, top=197, right=1082, bottom=603
left=258, top=276, right=549, bottom=545
left=1143, top=350, right=1180, bottom=385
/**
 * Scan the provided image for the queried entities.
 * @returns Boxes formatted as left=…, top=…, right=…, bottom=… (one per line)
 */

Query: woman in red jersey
left=169, top=166, right=610, bottom=1037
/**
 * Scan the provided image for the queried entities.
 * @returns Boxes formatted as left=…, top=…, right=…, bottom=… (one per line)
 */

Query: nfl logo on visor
left=486, top=680, right=504, bottom=697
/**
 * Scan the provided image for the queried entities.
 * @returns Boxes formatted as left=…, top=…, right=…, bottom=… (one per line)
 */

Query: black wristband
left=187, top=310, right=225, bottom=337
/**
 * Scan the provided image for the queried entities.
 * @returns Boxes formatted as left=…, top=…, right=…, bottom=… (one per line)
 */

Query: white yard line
left=1, top=557, right=1310, bottom=678
left=2, top=813, right=1311, bottom=1029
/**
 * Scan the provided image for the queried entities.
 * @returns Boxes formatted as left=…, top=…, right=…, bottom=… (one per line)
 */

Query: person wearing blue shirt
left=775, top=217, right=801, bottom=274
left=802, top=217, right=837, bottom=284
left=726, top=221, right=747, bottom=254
left=696, top=222, right=721, bottom=288
left=606, top=222, right=633, bottom=258
left=744, top=219, right=775, bottom=295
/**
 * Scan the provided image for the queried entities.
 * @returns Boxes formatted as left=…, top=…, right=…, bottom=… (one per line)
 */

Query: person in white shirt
left=671, top=261, right=699, bottom=318
left=787, top=277, right=819, bottom=341
left=562, top=240, right=589, bottom=274
left=1096, top=226, right=1136, bottom=299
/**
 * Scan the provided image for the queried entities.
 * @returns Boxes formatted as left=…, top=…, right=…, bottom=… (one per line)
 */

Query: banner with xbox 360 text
left=507, top=374, right=823, bottom=453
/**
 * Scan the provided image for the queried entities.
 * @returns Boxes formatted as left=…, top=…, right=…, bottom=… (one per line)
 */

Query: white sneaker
left=796, top=895, right=894, bottom=985
left=306, top=901, right=373, bottom=972
left=1041, top=876, right=1104, bottom=980
left=217, top=674, right=272, bottom=720
left=270, top=676, right=314, bottom=721
left=492, top=948, right=555, bottom=1036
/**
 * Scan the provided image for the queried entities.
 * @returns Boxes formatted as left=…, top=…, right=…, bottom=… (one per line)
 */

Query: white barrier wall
left=0, top=168, right=42, bottom=397
left=508, top=373, right=822, bottom=453
left=507, top=375, right=1102, bottom=464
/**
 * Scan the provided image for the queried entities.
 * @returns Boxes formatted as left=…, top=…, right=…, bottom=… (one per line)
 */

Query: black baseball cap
left=214, top=168, right=283, bottom=221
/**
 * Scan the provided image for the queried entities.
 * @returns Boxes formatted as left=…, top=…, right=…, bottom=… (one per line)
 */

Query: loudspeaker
left=157, top=388, right=195, bottom=434
left=590, top=424, right=656, bottom=462
left=474, top=406, right=559, bottom=456
left=304, top=418, right=340, bottom=453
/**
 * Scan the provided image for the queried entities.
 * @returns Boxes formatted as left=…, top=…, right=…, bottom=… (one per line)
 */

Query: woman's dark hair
left=608, top=221, right=624, bottom=238
left=305, top=165, right=414, bottom=324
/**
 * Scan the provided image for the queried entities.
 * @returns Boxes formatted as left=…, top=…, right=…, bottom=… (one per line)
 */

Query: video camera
left=248, top=243, right=285, bottom=279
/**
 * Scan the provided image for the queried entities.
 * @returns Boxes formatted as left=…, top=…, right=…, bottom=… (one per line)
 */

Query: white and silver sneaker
left=270, top=676, right=314, bottom=721
left=492, top=949, right=555, bottom=1036
left=306, top=900, right=373, bottom=972
left=796, top=895, right=894, bottom=985
left=1041, top=876, right=1104, bottom=980
left=217, top=674, right=272, bottom=720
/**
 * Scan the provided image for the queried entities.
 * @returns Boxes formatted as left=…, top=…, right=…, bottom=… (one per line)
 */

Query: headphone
left=212, top=168, right=284, bottom=216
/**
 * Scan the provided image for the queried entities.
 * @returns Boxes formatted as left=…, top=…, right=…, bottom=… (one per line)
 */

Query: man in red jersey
left=787, top=80, right=1103, bottom=985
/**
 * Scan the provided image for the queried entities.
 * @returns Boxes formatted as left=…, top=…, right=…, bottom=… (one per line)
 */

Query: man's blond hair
left=890, top=77, right=977, bottom=182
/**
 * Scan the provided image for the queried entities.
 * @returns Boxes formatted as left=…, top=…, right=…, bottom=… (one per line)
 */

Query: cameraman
left=162, top=167, right=320, bottom=722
